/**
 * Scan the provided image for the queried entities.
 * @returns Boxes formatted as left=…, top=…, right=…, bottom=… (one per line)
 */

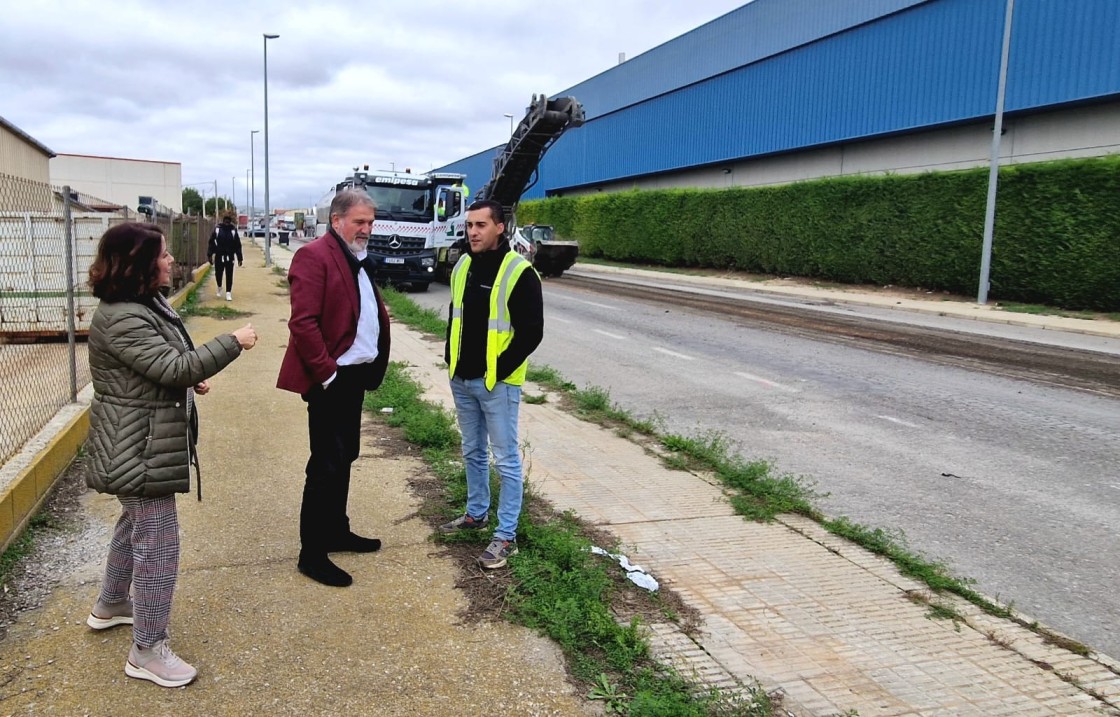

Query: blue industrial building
left=436, top=0, right=1120, bottom=200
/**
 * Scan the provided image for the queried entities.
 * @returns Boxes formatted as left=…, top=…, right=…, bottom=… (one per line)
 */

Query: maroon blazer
left=276, top=234, right=391, bottom=395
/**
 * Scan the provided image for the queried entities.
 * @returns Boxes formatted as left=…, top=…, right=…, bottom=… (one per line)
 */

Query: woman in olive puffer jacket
left=84, top=222, right=257, bottom=688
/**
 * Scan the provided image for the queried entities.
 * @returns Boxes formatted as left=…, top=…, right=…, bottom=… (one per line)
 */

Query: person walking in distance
left=207, top=215, right=243, bottom=301
left=276, top=189, right=391, bottom=587
left=85, top=222, right=257, bottom=687
left=439, top=199, right=543, bottom=569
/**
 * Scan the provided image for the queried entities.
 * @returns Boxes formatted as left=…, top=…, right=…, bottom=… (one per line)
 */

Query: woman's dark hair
left=88, top=222, right=166, bottom=301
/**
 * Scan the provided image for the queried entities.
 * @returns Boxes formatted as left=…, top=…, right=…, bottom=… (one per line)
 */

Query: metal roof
left=0, top=115, right=55, bottom=158
left=559, top=0, right=929, bottom=120
left=438, top=0, right=1120, bottom=199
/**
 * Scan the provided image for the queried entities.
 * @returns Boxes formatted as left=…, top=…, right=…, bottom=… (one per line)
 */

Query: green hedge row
left=518, top=156, right=1120, bottom=310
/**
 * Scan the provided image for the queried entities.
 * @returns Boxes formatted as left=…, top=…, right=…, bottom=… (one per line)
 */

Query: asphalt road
left=409, top=275, right=1120, bottom=661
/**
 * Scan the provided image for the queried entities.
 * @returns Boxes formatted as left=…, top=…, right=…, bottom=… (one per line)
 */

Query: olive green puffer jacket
left=86, top=299, right=242, bottom=497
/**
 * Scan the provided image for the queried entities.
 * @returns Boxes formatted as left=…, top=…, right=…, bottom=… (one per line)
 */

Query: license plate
left=384, top=257, right=405, bottom=264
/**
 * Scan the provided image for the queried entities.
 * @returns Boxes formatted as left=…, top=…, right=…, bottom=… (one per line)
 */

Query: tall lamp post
left=977, top=0, right=1015, bottom=305
left=263, top=33, right=279, bottom=267
left=245, top=169, right=250, bottom=226
left=231, top=177, right=237, bottom=214
left=503, top=113, right=514, bottom=137
left=250, top=129, right=259, bottom=238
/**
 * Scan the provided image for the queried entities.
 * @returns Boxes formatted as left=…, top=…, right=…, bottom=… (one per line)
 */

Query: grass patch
left=526, top=364, right=576, bottom=392
left=381, top=286, right=447, bottom=336
left=0, top=514, right=50, bottom=587
left=997, top=301, right=1120, bottom=322
left=184, top=305, right=252, bottom=319
left=364, top=362, right=776, bottom=716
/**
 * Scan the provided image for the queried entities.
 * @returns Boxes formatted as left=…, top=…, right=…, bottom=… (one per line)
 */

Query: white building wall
left=50, top=154, right=182, bottom=212
left=564, top=100, right=1120, bottom=196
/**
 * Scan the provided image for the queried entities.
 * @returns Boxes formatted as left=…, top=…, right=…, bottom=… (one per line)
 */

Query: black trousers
left=214, top=259, right=235, bottom=292
left=300, top=365, right=371, bottom=556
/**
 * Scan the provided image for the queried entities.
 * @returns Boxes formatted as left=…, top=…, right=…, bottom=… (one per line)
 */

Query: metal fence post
left=62, top=186, right=78, bottom=402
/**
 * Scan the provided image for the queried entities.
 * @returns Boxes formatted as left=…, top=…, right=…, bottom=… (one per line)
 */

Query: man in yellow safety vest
left=439, top=199, right=543, bottom=568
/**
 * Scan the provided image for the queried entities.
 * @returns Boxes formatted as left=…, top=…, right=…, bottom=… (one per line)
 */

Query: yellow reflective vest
left=448, top=251, right=534, bottom=390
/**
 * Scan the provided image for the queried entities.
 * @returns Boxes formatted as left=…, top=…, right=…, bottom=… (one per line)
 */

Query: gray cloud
left=2, top=0, right=749, bottom=209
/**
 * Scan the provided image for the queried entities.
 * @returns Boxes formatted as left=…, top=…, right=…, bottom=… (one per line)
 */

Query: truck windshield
left=364, top=186, right=432, bottom=222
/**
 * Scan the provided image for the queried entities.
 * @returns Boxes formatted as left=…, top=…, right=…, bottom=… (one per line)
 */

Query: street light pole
left=245, top=168, right=250, bottom=225
left=250, top=129, right=259, bottom=238
left=231, top=176, right=236, bottom=214
left=213, top=179, right=219, bottom=218
left=263, top=33, right=279, bottom=267
left=978, top=0, right=1015, bottom=305
left=504, top=113, right=514, bottom=136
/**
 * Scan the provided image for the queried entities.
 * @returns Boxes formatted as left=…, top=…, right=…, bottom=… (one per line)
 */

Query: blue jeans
left=450, top=377, right=523, bottom=541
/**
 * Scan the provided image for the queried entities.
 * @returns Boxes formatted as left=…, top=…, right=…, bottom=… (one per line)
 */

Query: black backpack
left=216, top=224, right=236, bottom=251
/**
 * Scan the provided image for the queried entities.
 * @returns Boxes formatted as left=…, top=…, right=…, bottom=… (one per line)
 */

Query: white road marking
left=653, top=347, right=695, bottom=361
left=876, top=415, right=920, bottom=429
left=593, top=329, right=626, bottom=340
left=567, top=297, right=618, bottom=310
left=549, top=316, right=573, bottom=324
left=734, top=371, right=797, bottom=392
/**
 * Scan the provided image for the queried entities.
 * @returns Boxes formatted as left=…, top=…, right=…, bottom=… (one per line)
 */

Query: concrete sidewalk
left=2, top=240, right=1118, bottom=715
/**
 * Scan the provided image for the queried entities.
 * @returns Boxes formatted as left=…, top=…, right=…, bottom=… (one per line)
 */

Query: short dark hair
left=88, top=222, right=166, bottom=301
left=467, top=199, right=505, bottom=227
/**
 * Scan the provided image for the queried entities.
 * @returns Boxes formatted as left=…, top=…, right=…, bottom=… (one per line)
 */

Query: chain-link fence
left=0, top=171, right=212, bottom=466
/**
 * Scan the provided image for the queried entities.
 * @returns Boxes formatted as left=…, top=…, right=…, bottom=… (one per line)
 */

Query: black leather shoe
left=297, top=554, right=353, bottom=587
left=328, top=532, right=382, bottom=554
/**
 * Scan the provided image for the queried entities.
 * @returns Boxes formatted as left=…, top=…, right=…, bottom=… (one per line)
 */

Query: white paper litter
left=590, top=546, right=659, bottom=592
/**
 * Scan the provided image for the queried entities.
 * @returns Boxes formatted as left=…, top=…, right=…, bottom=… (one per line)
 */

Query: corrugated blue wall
left=564, top=0, right=928, bottom=120
left=437, top=0, right=1120, bottom=200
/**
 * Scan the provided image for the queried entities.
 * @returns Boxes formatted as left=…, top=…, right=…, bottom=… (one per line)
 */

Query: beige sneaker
left=86, top=598, right=133, bottom=630
left=125, top=639, right=198, bottom=687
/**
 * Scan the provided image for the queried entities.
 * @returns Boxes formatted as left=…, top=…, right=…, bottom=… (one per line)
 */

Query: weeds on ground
left=185, top=305, right=251, bottom=319
left=381, top=286, right=447, bottom=336
left=0, top=515, right=50, bottom=587
left=997, top=301, right=1120, bottom=322
left=364, top=363, right=776, bottom=716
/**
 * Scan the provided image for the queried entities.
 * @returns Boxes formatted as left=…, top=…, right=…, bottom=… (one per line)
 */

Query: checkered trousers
left=98, top=494, right=180, bottom=648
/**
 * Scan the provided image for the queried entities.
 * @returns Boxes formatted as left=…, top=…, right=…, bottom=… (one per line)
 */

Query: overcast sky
left=2, top=0, right=749, bottom=211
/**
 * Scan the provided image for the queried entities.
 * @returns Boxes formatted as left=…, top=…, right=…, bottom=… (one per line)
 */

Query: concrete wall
left=0, top=125, right=51, bottom=184
left=50, top=154, right=182, bottom=212
left=560, top=100, right=1120, bottom=196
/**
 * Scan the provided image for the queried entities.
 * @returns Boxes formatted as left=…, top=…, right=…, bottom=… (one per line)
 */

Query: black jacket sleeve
left=233, top=230, right=243, bottom=263
left=496, top=270, right=544, bottom=381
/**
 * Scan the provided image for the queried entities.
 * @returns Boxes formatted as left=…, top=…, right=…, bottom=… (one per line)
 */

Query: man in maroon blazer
left=277, top=189, right=391, bottom=587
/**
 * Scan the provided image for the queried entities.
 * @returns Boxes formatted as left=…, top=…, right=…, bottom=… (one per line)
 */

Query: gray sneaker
left=438, top=513, right=489, bottom=534
left=478, top=538, right=518, bottom=569
left=125, top=639, right=198, bottom=688
left=87, top=598, right=133, bottom=630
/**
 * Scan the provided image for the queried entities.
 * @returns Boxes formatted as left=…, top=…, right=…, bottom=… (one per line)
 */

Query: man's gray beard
left=347, top=238, right=366, bottom=255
